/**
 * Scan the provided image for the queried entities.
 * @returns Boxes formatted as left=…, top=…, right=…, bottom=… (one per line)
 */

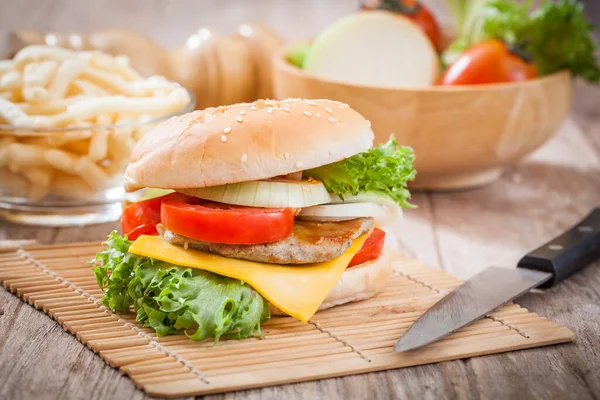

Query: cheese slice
left=129, top=234, right=368, bottom=322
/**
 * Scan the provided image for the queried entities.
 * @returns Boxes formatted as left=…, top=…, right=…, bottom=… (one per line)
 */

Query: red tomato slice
left=126, top=224, right=159, bottom=241
left=348, top=228, right=386, bottom=268
left=121, top=195, right=165, bottom=239
left=440, top=39, right=537, bottom=85
left=160, top=193, right=295, bottom=245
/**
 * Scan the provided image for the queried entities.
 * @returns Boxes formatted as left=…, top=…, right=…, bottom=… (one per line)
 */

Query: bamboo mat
left=0, top=242, right=575, bottom=398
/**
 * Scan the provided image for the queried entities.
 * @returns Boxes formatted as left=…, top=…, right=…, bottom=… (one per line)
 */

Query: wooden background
left=1, top=1, right=600, bottom=399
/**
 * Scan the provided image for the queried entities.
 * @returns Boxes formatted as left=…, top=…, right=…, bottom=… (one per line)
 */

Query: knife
left=394, top=208, right=600, bottom=352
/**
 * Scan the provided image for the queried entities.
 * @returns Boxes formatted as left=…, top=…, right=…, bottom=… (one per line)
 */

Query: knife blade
left=394, top=208, right=600, bottom=352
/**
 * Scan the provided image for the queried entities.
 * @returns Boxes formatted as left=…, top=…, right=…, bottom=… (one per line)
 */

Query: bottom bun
left=270, top=250, right=392, bottom=317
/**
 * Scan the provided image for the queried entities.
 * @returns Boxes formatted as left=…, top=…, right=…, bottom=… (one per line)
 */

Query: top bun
left=124, top=98, right=374, bottom=191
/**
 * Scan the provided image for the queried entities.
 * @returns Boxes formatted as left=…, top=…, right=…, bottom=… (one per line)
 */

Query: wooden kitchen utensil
left=10, top=25, right=284, bottom=109
left=0, top=242, right=574, bottom=398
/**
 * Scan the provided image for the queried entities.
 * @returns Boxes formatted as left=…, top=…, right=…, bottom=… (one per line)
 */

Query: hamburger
left=93, top=98, right=415, bottom=342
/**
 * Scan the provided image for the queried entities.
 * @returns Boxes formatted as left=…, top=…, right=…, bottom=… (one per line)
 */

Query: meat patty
left=157, top=218, right=373, bottom=264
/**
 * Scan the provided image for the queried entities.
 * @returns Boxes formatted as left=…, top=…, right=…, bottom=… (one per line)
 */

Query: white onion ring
left=298, top=202, right=401, bottom=226
left=177, top=178, right=331, bottom=208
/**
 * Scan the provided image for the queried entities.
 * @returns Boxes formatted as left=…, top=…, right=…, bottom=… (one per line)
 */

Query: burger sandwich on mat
left=93, top=98, right=416, bottom=342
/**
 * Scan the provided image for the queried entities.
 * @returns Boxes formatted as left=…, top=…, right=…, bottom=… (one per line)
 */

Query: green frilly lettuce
left=92, top=232, right=270, bottom=342
left=305, top=135, right=416, bottom=208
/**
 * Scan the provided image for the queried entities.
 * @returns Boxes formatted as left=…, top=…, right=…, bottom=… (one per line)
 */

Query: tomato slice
left=160, top=193, right=295, bottom=245
left=348, top=228, right=386, bottom=268
left=126, top=224, right=159, bottom=241
left=440, top=39, right=537, bottom=85
left=121, top=195, right=165, bottom=239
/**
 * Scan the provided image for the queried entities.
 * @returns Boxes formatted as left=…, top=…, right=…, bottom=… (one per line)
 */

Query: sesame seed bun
left=269, top=251, right=392, bottom=316
left=124, top=98, right=374, bottom=191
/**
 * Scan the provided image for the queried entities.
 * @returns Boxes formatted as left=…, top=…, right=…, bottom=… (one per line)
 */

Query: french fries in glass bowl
left=0, top=46, right=194, bottom=226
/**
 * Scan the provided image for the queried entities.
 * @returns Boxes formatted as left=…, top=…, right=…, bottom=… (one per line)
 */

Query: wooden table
left=1, top=1, right=600, bottom=399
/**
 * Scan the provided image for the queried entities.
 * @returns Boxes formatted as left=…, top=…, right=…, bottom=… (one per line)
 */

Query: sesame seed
left=284, top=103, right=291, bottom=107
left=316, top=112, right=321, bottom=118
left=221, top=135, right=227, bottom=142
left=325, top=106, right=333, bottom=113
left=184, top=242, right=189, bottom=250
left=223, top=127, right=232, bottom=134
left=236, top=116, right=243, bottom=123
left=307, top=100, right=317, bottom=106
left=284, top=152, right=290, bottom=160
left=282, top=107, right=290, bottom=112
left=240, top=110, right=246, bottom=115
left=295, top=161, right=303, bottom=168
left=241, top=153, right=248, bottom=162
left=328, top=117, right=336, bottom=123
left=366, top=120, right=371, bottom=127
left=250, top=105, right=258, bottom=110
left=303, top=111, right=312, bottom=117
left=267, top=108, right=273, bottom=113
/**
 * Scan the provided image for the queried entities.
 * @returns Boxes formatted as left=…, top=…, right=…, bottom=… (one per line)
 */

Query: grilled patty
left=157, top=218, right=373, bottom=264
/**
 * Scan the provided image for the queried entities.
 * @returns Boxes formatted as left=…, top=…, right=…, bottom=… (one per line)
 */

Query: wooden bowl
left=272, top=55, right=573, bottom=190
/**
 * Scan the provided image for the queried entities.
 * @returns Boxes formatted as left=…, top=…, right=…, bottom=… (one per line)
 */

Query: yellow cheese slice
left=129, top=234, right=368, bottom=322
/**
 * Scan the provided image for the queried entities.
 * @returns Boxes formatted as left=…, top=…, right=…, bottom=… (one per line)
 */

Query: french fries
left=23, top=60, right=59, bottom=88
left=74, top=156, right=111, bottom=190
left=23, top=86, right=49, bottom=103
left=0, top=136, right=15, bottom=167
left=44, top=148, right=79, bottom=173
left=47, top=59, right=88, bottom=100
left=0, top=45, right=192, bottom=201
left=88, top=130, right=108, bottom=161
left=0, top=71, right=22, bottom=90
left=7, top=143, right=49, bottom=168
left=0, top=97, right=31, bottom=125
left=71, top=78, right=109, bottom=97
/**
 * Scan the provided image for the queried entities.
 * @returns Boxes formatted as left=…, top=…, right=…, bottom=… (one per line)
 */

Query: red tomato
left=348, top=228, right=386, bottom=268
left=121, top=195, right=165, bottom=240
left=160, top=193, right=295, bottom=245
left=126, top=224, right=159, bottom=241
left=361, top=0, right=443, bottom=52
left=440, top=39, right=538, bottom=85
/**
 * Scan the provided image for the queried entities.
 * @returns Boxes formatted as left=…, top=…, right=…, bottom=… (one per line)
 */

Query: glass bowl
left=0, top=91, right=195, bottom=227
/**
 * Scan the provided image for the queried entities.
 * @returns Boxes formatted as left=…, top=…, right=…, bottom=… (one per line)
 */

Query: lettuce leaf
left=286, top=43, right=311, bottom=69
left=92, top=232, right=270, bottom=342
left=523, top=0, right=600, bottom=80
left=442, top=0, right=531, bottom=67
left=305, top=135, right=416, bottom=208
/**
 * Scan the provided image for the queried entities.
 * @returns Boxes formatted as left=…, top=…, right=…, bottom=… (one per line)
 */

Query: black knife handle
left=518, top=208, right=600, bottom=288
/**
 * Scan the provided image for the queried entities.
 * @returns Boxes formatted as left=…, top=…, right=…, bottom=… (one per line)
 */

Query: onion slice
left=299, top=202, right=385, bottom=220
left=298, top=200, right=402, bottom=226
left=177, top=178, right=331, bottom=208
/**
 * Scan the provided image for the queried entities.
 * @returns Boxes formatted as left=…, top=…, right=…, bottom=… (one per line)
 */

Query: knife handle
left=518, top=208, right=600, bottom=288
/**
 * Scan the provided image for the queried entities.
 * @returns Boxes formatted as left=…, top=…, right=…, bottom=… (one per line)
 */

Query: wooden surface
left=1, top=1, right=600, bottom=399
left=0, top=245, right=575, bottom=398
